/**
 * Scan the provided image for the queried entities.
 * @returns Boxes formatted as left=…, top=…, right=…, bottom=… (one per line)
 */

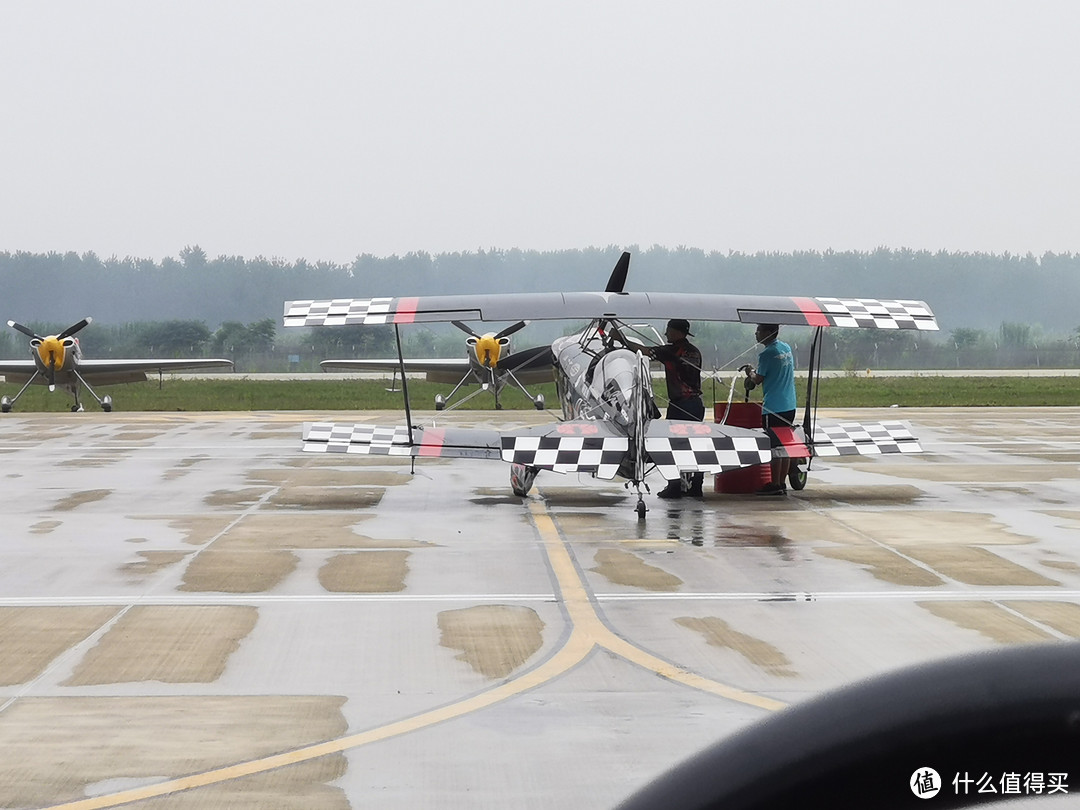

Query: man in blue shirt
left=747, top=324, right=796, bottom=495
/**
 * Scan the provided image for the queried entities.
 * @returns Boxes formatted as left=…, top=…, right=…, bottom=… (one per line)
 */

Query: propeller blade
left=604, top=251, right=631, bottom=293
left=451, top=320, right=483, bottom=339
left=494, top=320, right=528, bottom=340
left=58, top=317, right=92, bottom=339
left=7, top=320, right=40, bottom=340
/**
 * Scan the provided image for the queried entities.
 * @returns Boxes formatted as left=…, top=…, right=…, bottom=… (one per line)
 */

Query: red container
left=714, top=401, right=771, bottom=493
left=714, top=401, right=763, bottom=429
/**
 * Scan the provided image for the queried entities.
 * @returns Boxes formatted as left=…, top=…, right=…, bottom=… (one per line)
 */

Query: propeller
left=451, top=320, right=527, bottom=340
left=7, top=317, right=92, bottom=341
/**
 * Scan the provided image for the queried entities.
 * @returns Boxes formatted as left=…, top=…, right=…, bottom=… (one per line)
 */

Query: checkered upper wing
left=284, top=292, right=937, bottom=330
left=811, top=421, right=923, bottom=456
left=499, top=421, right=628, bottom=479
left=302, top=422, right=503, bottom=459
left=644, top=422, right=772, bottom=480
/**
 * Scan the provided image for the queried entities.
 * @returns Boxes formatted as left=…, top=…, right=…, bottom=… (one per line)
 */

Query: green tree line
left=4, top=245, right=1080, bottom=371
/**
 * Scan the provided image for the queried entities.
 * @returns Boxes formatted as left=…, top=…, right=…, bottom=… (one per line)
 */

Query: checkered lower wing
left=302, top=422, right=503, bottom=459
left=811, top=421, right=923, bottom=456
left=499, top=423, right=628, bottom=479
left=644, top=423, right=772, bottom=480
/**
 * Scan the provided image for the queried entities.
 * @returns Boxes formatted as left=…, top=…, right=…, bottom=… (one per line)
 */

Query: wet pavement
left=1, top=407, right=1080, bottom=808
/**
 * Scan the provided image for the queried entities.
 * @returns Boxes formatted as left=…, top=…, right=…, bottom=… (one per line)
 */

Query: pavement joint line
left=38, top=495, right=783, bottom=810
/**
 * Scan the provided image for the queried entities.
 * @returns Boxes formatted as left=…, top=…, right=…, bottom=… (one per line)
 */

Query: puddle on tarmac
left=0, top=696, right=348, bottom=808
left=851, top=463, right=1080, bottom=483
left=675, top=616, right=796, bottom=677
left=318, top=551, right=410, bottom=593
left=121, top=551, right=193, bottom=577
left=591, top=548, right=682, bottom=591
left=64, top=605, right=258, bottom=685
left=1001, top=601, right=1080, bottom=637
left=134, top=515, right=237, bottom=546
left=793, top=484, right=925, bottom=506
left=918, top=601, right=1057, bottom=644
left=215, top=514, right=431, bottom=550
left=29, top=520, right=62, bottom=534
left=267, top=486, right=385, bottom=510
left=248, top=469, right=410, bottom=487
left=815, top=546, right=945, bottom=587
left=0, top=606, right=120, bottom=686
left=438, top=605, right=544, bottom=679
left=538, top=487, right=629, bottom=508
left=53, top=489, right=112, bottom=511
left=1041, top=559, right=1080, bottom=573
left=179, top=551, right=298, bottom=593
left=204, top=488, right=272, bottom=508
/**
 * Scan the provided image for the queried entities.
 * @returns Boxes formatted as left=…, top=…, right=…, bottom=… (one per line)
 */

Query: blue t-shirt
left=757, top=339, right=797, bottom=414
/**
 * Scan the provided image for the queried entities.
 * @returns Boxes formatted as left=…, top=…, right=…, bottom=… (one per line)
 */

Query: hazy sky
left=3, top=1, right=1079, bottom=264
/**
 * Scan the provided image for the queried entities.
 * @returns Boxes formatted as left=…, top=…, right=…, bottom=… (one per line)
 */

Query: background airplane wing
left=0, top=358, right=233, bottom=386
left=644, top=422, right=772, bottom=479
left=321, top=358, right=472, bottom=383
left=285, top=292, right=938, bottom=331
left=811, top=421, right=923, bottom=456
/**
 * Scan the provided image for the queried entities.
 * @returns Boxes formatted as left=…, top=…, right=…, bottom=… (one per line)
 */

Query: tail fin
left=604, top=252, right=631, bottom=293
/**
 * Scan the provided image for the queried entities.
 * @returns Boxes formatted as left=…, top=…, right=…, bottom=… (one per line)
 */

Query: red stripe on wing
left=394, top=297, right=420, bottom=324
left=792, top=297, right=831, bottom=327
left=419, top=427, right=445, bottom=457
left=770, top=426, right=811, bottom=458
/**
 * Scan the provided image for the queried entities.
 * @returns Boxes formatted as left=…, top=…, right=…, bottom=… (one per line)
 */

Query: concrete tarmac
left=2, top=407, right=1080, bottom=808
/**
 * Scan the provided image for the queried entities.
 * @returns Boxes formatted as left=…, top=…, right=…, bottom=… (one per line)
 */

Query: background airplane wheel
left=788, top=463, right=807, bottom=490
left=533, top=394, right=545, bottom=410
left=434, top=395, right=446, bottom=411
left=102, top=396, right=113, bottom=413
left=1, top=397, right=10, bottom=413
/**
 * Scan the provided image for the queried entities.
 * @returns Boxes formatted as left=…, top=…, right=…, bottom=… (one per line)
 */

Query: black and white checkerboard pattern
left=811, top=421, right=922, bottom=456
left=645, top=435, right=771, bottom=479
left=814, top=298, right=937, bottom=330
left=500, top=435, right=627, bottom=478
left=302, top=422, right=412, bottom=454
left=284, top=298, right=395, bottom=327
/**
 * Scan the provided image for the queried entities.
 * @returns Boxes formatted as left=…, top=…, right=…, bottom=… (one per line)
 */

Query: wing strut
left=801, top=326, right=825, bottom=458
left=394, top=325, right=414, bottom=447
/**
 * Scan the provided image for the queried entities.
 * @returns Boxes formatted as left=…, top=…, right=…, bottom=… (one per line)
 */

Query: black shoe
left=686, top=483, right=704, bottom=498
left=657, top=483, right=683, bottom=499
left=755, top=482, right=787, bottom=497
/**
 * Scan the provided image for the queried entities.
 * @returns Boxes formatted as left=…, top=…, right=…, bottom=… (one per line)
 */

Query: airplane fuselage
left=551, top=332, right=654, bottom=435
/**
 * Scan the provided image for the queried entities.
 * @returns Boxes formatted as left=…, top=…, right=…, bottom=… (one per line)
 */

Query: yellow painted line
left=43, top=498, right=781, bottom=810
left=528, top=502, right=785, bottom=711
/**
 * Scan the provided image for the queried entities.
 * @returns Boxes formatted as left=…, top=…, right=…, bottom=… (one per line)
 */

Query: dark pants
left=666, top=396, right=705, bottom=491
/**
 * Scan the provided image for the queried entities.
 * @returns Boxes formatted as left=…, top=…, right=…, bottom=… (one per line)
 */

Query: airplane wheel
left=510, top=464, right=538, bottom=497
left=788, top=463, right=807, bottom=491
left=435, top=395, right=446, bottom=411
left=533, top=394, right=545, bottom=410
left=635, top=500, right=647, bottom=521
left=102, top=396, right=113, bottom=413
left=1, top=398, right=10, bottom=413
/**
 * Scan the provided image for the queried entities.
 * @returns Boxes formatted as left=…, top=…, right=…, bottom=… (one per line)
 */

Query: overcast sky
left=2, top=1, right=1078, bottom=264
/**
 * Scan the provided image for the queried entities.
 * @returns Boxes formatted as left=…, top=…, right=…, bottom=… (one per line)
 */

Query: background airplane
left=284, top=253, right=938, bottom=518
left=0, top=318, right=234, bottom=412
left=320, top=320, right=554, bottom=411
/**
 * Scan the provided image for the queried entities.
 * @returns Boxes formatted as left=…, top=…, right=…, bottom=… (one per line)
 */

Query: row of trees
left=5, top=245, right=1080, bottom=335
left=4, top=317, right=1079, bottom=373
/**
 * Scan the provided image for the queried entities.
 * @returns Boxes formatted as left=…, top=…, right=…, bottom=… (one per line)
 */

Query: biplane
left=283, top=252, right=938, bottom=519
left=0, top=318, right=234, bottom=412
